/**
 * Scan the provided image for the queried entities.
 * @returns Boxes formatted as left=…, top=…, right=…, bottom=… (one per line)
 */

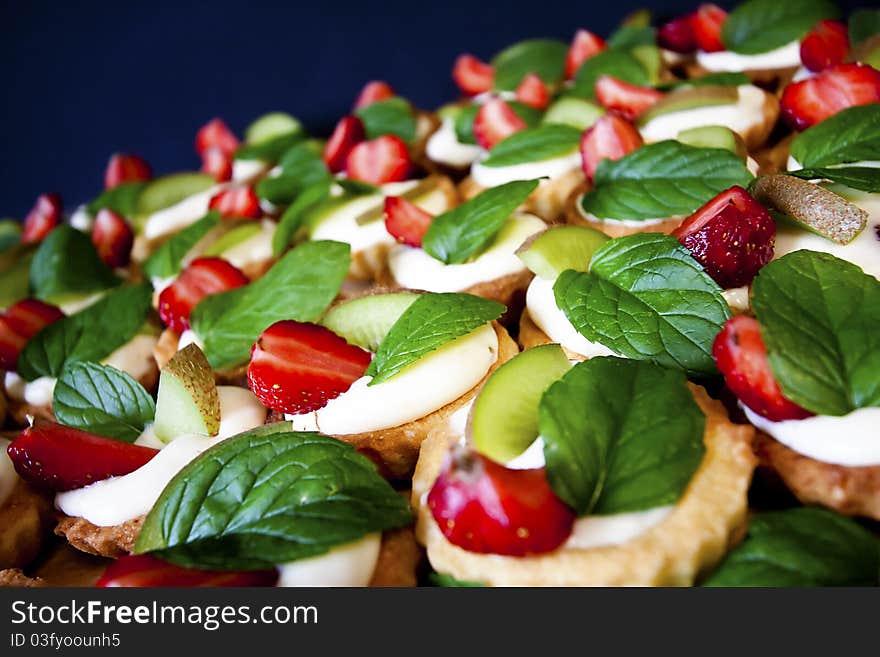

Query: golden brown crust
left=565, top=187, right=684, bottom=237
left=55, top=515, right=144, bottom=559
left=752, top=134, right=793, bottom=176
left=368, top=527, right=423, bottom=587
left=754, top=432, right=880, bottom=520
left=0, top=568, right=43, bottom=587
left=0, top=481, right=55, bottom=569
left=517, top=309, right=591, bottom=361
left=459, top=169, right=585, bottom=224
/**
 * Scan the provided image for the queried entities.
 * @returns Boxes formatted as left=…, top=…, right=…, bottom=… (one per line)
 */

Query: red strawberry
left=800, top=20, right=850, bottom=73
left=7, top=422, right=159, bottom=491
left=691, top=3, right=727, bottom=53
left=515, top=73, right=549, bottom=110
left=658, top=13, right=698, bottom=54
left=0, top=299, right=64, bottom=371
left=97, top=554, right=278, bottom=588
left=323, top=115, right=366, bottom=173
left=201, top=145, right=233, bottom=182
left=384, top=196, right=433, bottom=247
left=247, top=320, right=371, bottom=415
left=158, top=257, right=249, bottom=333
left=580, top=113, right=643, bottom=181
left=594, top=75, right=663, bottom=120
left=673, top=186, right=775, bottom=288
left=345, top=135, right=411, bottom=185
left=354, top=80, right=396, bottom=109
left=566, top=29, right=607, bottom=79
left=452, top=54, right=495, bottom=96
left=427, top=446, right=575, bottom=556
left=473, top=98, right=527, bottom=150
left=780, top=63, right=880, bottom=130
left=104, top=153, right=152, bottom=190
left=91, top=208, right=134, bottom=269
left=208, top=185, right=261, bottom=220
left=195, top=118, right=239, bottom=157
left=21, top=193, right=62, bottom=244
left=713, top=316, right=814, bottom=422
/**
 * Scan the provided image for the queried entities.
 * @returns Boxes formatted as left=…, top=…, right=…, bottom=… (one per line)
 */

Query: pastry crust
left=517, top=309, right=592, bottom=361
left=565, top=187, right=684, bottom=238
left=368, top=527, right=423, bottom=587
left=0, top=568, right=42, bottom=587
left=0, top=481, right=55, bottom=569
left=412, top=385, right=756, bottom=586
left=459, top=168, right=584, bottom=224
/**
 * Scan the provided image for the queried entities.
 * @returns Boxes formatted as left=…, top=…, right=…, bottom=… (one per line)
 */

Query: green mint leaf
left=850, top=9, right=880, bottom=46
left=87, top=181, right=148, bottom=218
left=607, top=25, right=656, bottom=49
left=355, top=97, right=417, bottom=143
left=570, top=49, right=650, bottom=99
left=191, top=240, right=349, bottom=369
left=582, top=141, right=754, bottom=221
left=422, top=179, right=539, bottom=264
left=656, top=72, right=751, bottom=91
left=53, top=362, right=155, bottom=442
left=366, top=293, right=504, bottom=385
left=482, top=124, right=581, bottom=168
left=721, top=0, right=839, bottom=55
left=704, top=507, right=879, bottom=586
left=336, top=179, right=379, bottom=196
left=428, top=572, right=485, bottom=587
left=0, top=244, right=35, bottom=308
left=751, top=250, right=880, bottom=416
left=18, top=283, right=152, bottom=381
left=790, top=103, right=880, bottom=168
left=142, top=212, right=221, bottom=280
left=788, top=166, right=880, bottom=193
left=0, top=220, right=21, bottom=253
left=135, top=426, right=412, bottom=570
left=454, top=103, right=481, bottom=145
left=554, top=234, right=731, bottom=377
left=539, top=357, right=705, bottom=515
left=270, top=181, right=332, bottom=256
left=234, top=131, right=304, bottom=163
left=30, top=225, right=120, bottom=301
left=278, top=141, right=332, bottom=185
left=491, top=39, right=569, bottom=90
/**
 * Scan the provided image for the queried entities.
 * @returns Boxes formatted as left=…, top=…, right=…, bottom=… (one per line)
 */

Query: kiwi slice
left=136, top=172, right=215, bottom=218
left=353, top=177, right=443, bottom=226
left=638, top=86, right=739, bottom=127
left=542, top=97, right=605, bottom=130
left=751, top=174, right=868, bottom=245
left=631, top=44, right=662, bottom=85
left=154, top=344, right=221, bottom=443
left=320, top=293, right=419, bottom=351
left=203, top=222, right=264, bottom=257
left=677, top=126, right=748, bottom=161
left=0, top=245, right=34, bottom=309
left=516, top=225, right=609, bottom=279
left=468, top=344, right=571, bottom=463
left=245, top=112, right=302, bottom=146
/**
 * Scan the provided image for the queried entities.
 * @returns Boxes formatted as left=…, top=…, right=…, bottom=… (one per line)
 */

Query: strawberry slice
left=247, top=320, right=371, bottom=415
left=21, top=193, right=62, bottom=244
left=594, top=75, right=663, bottom=120
left=7, top=422, right=159, bottom=491
left=201, top=145, right=233, bottom=182
left=800, top=20, right=850, bottom=73
left=384, top=196, right=433, bottom=247
left=580, top=113, right=643, bottom=181
left=691, top=3, right=728, bottom=53
left=354, top=80, right=396, bottom=109
left=0, top=299, right=64, bottom=371
left=195, top=118, right=239, bottom=157
left=658, top=13, right=698, bottom=54
left=323, top=115, right=366, bottom=173
left=208, top=185, right=261, bottom=220
left=452, top=54, right=495, bottom=96
left=104, top=153, right=152, bottom=190
left=158, top=257, right=249, bottom=333
left=91, top=208, right=134, bottom=269
left=473, top=98, right=527, bottom=150
left=97, top=554, right=278, bottom=588
left=673, top=186, right=775, bottom=288
left=515, top=73, right=549, bottom=110
left=345, top=135, right=411, bottom=185
left=713, top=316, right=814, bottom=422
left=780, top=63, right=880, bottom=130
left=566, top=29, right=607, bottom=79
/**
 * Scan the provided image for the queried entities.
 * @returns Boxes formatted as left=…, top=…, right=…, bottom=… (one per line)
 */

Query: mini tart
left=517, top=309, right=588, bottom=360
left=0, top=480, right=54, bottom=569
left=459, top=168, right=584, bottom=224
left=412, top=384, right=756, bottom=586
left=564, top=185, right=684, bottom=238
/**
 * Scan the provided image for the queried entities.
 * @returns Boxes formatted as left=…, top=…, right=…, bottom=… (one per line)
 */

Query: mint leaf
left=270, top=181, right=332, bottom=256
left=704, top=507, right=879, bottom=586
left=607, top=25, right=655, bottom=49
left=422, top=179, right=538, bottom=264
left=234, top=132, right=304, bottom=163
left=0, top=245, right=35, bottom=308
left=429, top=572, right=485, bottom=587
left=788, top=166, right=880, bottom=193
left=570, top=49, right=650, bottom=99
left=0, top=220, right=21, bottom=253
left=30, top=225, right=120, bottom=300
left=278, top=141, right=331, bottom=185
left=492, top=39, right=568, bottom=90
left=454, top=103, right=481, bottom=145
left=135, top=426, right=412, bottom=570
left=751, top=251, right=880, bottom=416
left=539, top=357, right=705, bottom=515
left=142, top=212, right=220, bottom=280
left=366, top=293, right=504, bottom=385
left=53, top=362, right=155, bottom=442
left=191, top=240, right=349, bottom=369
left=554, top=234, right=731, bottom=377
left=721, top=0, right=839, bottom=55
left=18, top=283, right=152, bottom=381
left=87, top=181, right=148, bottom=218
left=355, top=97, right=417, bottom=143
left=581, top=141, right=754, bottom=221
left=850, top=9, right=880, bottom=46
left=790, top=104, right=880, bottom=168
left=482, top=125, right=581, bottom=168
left=657, top=72, right=750, bottom=91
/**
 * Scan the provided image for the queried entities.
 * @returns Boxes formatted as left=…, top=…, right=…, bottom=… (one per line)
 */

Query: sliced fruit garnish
left=580, top=113, right=643, bottom=181
left=514, top=73, right=550, bottom=110
left=473, top=98, right=527, bottom=150
left=104, top=153, right=152, bottom=190
left=323, top=115, right=366, bottom=173
left=207, top=185, right=261, bottom=220
left=713, top=315, right=814, bottom=422
left=195, top=117, right=239, bottom=157
left=91, top=208, right=134, bottom=269
left=0, top=299, right=64, bottom=371
left=247, top=320, right=371, bottom=415
left=672, top=185, right=775, bottom=289
left=320, top=292, right=418, bottom=352
left=638, top=85, right=739, bottom=126
left=384, top=196, right=433, bottom=247
left=7, top=422, right=159, bottom=491
left=800, top=20, right=850, bottom=73
left=658, top=13, right=697, bottom=54
left=565, top=29, right=606, bottom=79
left=542, top=97, right=605, bottom=130
left=154, top=343, right=221, bottom=443
left=427, top=446, right=575, bottom=556
left=780, top=62, right=880, bottom=130
left=452, top=54, right=494, bottom=96
left=97, top=554, right=278, bottom=587
left=516, top=224, right=609, bottom=279
left=346, top=135, right=411, bottom=185
left=594, top=75, right=663, bottom=120
left=158, top=257, right=249, bottom=333
left=353, top=80, right=396, bottom=109
left=21, top=193, right=62, bottom=244
left=691, top=3, right=727, bottom=53
left=137, top=172, right=215, bottom=218
left=677, top=125, right=748, bottom=161
left=201, top=145, right=233, bottom=182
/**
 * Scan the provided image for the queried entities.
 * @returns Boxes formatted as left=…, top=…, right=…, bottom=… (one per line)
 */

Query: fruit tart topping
left=516, top=224, right=609, bottom=280
left=780, top=62, right=880, bottom=130
left=514, top=73, right=550, bottom=110
left=97, top=554, right=278, bottom=588
left=594, top=75, right=664, bottom=120
left=565, top=29, right=607, bottom=79
left=353, top=80, right=396, bottom=109
left=579, top=113, right=643, bottom=181
left=452, top=54, right=495, bottom=96
left=473, top=98, right=527, bottom=149
left=201, top=145, right=233, bottom=182
left=800, top=20, right=850, bottom=73
left=104, top=153, right=152, bottom=190
left=658, top=13, right=698, bottom=54
left=384, top=196, right=433, bottom=247
left=345, top=135, right=411, bottom=185
left=323, top=115, right=366, bottom=173
left=195, top=117, right=239, bottom=157
left=91, top=208, right=134, bottom=268
left=158, top=257, right=249, bottom=333
left=21, top=192, right=62, bottom=244
left=208, top=185, right=261, bottom=220
left=154, top=344, right=221, bottom=443
left=0, top=299, right=64, bottom=371
left=691, top=3, right=728, bottom=53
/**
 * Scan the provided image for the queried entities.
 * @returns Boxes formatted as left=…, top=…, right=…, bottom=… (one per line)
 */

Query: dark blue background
left=0, top=0, right=867, bottom=217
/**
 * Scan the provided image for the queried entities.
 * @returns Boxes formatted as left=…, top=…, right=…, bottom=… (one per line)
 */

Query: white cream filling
left=69, top=204, right=93, bottom=232
left=276, top=534, right=381, bottom=587
left=471, top=150, right=581, bottom=189
left=426, top=118, right=482, bottom=168
left=0, top=438, right=18, bottom=508
left=177, top=329, right=205, bottom=352
left=142, top=184, right=225, bottom=241
left=58, top=291, right=107, bottom=315
left=721, top=286, right=751, bottom=314
left=564, top=506, right=674, bottom=550
left=215, top=218, right=275, bottom=272
left=696, top=40, right=801, bottom=72
left=388, top=213, right=545, bottom=292
left=232, top=159, right=269, bottom=183
left=287, top=324, right=498, bottom=434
